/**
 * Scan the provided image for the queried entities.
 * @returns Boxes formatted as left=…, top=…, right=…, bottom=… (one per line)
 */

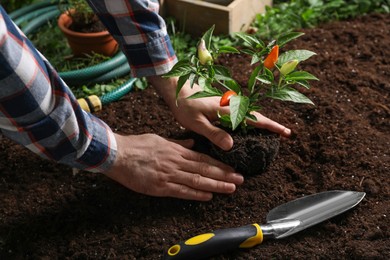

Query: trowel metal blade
left=266, top=190, right=366, bottom=238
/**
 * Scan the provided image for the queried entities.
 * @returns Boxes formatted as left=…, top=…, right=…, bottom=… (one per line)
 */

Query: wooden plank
left=163, top=0, right=272, bottom=36
left=164, top=0, right=230, bottom=36
left=229, top=0, right=272, bottom=33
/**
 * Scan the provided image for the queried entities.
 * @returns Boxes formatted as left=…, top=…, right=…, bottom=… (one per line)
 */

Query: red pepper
left=220, top=90, right=237, bottom=106
left=263, top=45, right=279, bottom=70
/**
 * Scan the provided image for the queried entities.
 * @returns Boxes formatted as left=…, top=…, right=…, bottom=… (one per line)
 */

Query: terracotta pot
left=57, top=12, right=118, bottom=57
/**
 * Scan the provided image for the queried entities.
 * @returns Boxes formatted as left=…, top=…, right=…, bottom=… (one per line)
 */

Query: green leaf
left=266, top=87, right=314, bottom=105
left=202, top=78, right=217, bottom=93
left=213, top=65, right=232, bottom=81
left=229, top=95, right=249, bottom=130
left=248, top=65, right=262, bottom=93
left=202, top=25, right=215, bottom=50
left=249, top=105, right=262, bottom=111
left=198, top=77, right=207, bottom=90
left=267, top=39, right=276, bottom=48
left=235, top=33, right=262, bottom=48
left=187, top=90, right=221, bottom=99
left=188, top=73, right=196, bottom=89
left=245, top=114, right=257, bottom=122
left=295, top=79, right=311, bottom=89
left=257, top=48, right=270, bottom=57
left=175, top=74, right=190, bottom=100
left=277, top=32, right=305, bottom=47
left=240, top=48, right=256, bottom=56
left=277, top=50, right=316, bottom=66
left=218, top=46, right=240, bottom=54
left=164, top=60, right=193, bottom=77
left=208, top=65, right=216, bottom=78
left=218, top=113, right=232, bottom=128
left=285, top=71, right=319, bottom=81
left=223, top=80, right=241, bottom=94
left=256, top=75, right=272, bottom=85
left=264, top=67, right=275, bottom=82
left=250, top=54, right=262, bottom=65
left=249, top=93, right=261, bottom=103
left=190, top=55, right=197, bottom=64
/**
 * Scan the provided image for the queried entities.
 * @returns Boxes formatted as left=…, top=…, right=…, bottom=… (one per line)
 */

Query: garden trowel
left=164, top=190, right=365, bottom=260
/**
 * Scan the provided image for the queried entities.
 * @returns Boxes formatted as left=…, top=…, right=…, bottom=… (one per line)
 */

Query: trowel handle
left=164, top=223, right=263, bottom=260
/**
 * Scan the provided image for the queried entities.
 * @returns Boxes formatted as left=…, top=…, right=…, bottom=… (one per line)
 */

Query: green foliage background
left=2, top=0, right=389, bottom=98
left=1, top=0, right=36, bottom=12
left=256, top=0, right=389, bottom=39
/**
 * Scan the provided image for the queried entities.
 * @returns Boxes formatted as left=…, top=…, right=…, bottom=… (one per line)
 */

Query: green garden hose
left=59, top=52, right=128, bottom=85
left=101, top=78, right=138, bottom=105
left=89, top=62, right=131, bottom=85
left=8, top=0, right=57, bottom=20
left=10, top=0, right=137, bottom=109
left=13, top=5, right=57, bottom=25
left=77, top=78, right=137, bottom=113
left=22, top=8, right=61, bottom=35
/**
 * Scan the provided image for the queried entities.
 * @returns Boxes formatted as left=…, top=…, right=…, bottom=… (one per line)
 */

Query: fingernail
left=205, top=193, right=213, bottom=201
left=220, top=136, right=233, bottom=151
left=226, top=183, right=236, bottom=193
left=228, top=173, right=244, bottom=184
left=284, top=128, right=292, bottom=137
left=233, top=173, right=244, bottom=184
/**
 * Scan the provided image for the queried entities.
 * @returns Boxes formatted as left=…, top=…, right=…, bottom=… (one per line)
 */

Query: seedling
left=164, top=25, right=318, bottom=131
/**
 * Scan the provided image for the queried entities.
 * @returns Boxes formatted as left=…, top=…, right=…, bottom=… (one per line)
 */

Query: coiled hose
left=10, top=0, right=136, bottom=111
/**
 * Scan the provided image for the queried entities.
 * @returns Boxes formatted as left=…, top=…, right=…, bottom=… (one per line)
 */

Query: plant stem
left=278, top=77, right=283, bottom=88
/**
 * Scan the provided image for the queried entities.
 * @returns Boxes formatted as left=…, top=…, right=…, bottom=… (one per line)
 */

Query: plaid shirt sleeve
left=87, top=0, right=178, bottom=77
left=0, top=6, right=117, bottom=173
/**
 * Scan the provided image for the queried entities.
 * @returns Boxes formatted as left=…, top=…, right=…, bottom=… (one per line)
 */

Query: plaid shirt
left=0, top=1, right=176, bottom=172
left=88, top=0, right=177, bottom=77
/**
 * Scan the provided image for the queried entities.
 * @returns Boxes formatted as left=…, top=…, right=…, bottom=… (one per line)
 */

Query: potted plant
left=164, top=26, right=318, bottom=175
left=57, top=0, right=118, bottom=56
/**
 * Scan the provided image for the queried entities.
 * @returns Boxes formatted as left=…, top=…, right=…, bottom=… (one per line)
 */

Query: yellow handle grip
left=77, top=95, right=102, bottom=113
left=165, top=224, right=263, bottom=260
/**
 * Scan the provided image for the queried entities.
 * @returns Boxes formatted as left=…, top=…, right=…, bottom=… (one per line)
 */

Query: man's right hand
left=104, top=133, right=244, bottom=201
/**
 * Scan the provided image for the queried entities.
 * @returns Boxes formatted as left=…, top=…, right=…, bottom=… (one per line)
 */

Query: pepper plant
left=59, top=0, right=98, bottom=27
left=164, top=25, right=318, bottom=131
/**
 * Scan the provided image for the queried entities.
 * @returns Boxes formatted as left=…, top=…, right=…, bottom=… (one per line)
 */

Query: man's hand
left=148, top=76, right=292, bottom=151
left=104, top=133, right=244, bottom=201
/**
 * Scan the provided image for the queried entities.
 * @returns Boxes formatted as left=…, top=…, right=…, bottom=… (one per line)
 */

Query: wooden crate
left=162, top=0, right=272, bottom=36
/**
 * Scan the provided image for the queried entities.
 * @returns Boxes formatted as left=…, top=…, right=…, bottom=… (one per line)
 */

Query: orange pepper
left=220, top=90, right=237, bottom=106
left=263, top=45, right=279, bottom=70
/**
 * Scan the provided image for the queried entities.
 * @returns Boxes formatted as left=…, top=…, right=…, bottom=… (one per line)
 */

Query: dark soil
left=1, top=13, right=389, bottom=259
left=69, top=12, right=106, bottom=33
left=186, top=129, right=281, bottom=176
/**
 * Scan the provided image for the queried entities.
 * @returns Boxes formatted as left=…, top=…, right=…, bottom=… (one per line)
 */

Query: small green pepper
left=280, top=59, right=299, bottom=75
left=197, top=39, right=213, bottom=65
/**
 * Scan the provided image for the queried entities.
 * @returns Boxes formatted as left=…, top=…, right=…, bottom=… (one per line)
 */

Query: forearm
left=0, top=6, right=117, bottom=172
left=87, top=0, right=177, bottom=77
left=147, top=75, right=178, bottom=108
